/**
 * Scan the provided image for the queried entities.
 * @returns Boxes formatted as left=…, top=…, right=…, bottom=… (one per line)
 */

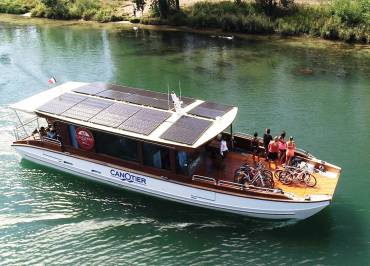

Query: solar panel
left=89, top=102, right=141, bottom=128
left=37, top=93, right=86, bottom=115
left=81, top=83, right=196, bottom=110
left=160, top=116, right=212, bottom=145
left=97, top=90, right=131, bottom=101
left=62, top=98, right=113, bottom=121
left=73, top=84, right=106, bottom=95
left=188, top=101, right=233, bottom=119
left=118, top=109, right=171, bottom=135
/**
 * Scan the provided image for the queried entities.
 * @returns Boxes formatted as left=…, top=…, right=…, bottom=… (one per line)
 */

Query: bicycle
left=274, top=164, right=317, bottom=187
left=234, top=162, right=274, bottom=189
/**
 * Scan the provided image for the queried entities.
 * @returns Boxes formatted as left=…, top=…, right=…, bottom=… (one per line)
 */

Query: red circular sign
left=76, top=127, right=94, bottom=150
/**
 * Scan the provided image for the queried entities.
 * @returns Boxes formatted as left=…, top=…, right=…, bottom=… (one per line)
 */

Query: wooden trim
left=12, top=142, right=310, bottom=202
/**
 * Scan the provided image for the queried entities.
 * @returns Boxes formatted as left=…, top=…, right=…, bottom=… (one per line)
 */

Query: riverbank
left=0, top=1, right=369, bottom=44
left=1, top=13, right=369, bottom=57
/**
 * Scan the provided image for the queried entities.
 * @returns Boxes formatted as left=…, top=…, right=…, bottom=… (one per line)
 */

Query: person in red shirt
left=286, top=136, right=296, bottom=166
left=268, top=136, right=279, bottom=169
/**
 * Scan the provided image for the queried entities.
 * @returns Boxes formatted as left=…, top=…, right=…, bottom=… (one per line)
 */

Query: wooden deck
left=196, top=151, right=340, bottom=199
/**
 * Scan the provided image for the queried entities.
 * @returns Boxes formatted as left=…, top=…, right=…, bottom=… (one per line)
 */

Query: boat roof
left=10, top=82, right=238, bottom=149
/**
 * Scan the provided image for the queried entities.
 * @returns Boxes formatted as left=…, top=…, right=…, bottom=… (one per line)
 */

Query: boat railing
left=218, top=180, right=244, bottom=190
left=234, top=132, right=314, bottom=158
left=193, top=175, right=286, bottom=195
left=42, top=137, right=62, bottom=146
left=13, top=116, right=40, bottom=141
left=192, top=175, right=217, bottom=185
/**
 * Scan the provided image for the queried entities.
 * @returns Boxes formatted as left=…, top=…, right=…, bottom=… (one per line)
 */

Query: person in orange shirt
left=286, top=136, right=296, bottom=166
left=268, top=136, right=279, bottom=169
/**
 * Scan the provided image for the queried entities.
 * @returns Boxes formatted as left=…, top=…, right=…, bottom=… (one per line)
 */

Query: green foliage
left=94, top=8, right=122, bottom=22
left=331, top=0, right=370, bottom=26
left=0, top=0, right=39, bottom=14
left=68, top=0, right=99, bottom=19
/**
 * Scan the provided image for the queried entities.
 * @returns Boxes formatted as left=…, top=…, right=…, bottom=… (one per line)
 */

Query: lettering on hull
left=110, top=169, right=147, bottom=186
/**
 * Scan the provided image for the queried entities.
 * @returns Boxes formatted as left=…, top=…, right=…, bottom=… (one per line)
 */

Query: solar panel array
left=37, top=93, right=171, bottom=136
left=72, top=83, right=195, bottom=111
left=160, top=116, right=212, bottom=145
left=188, top=101, right=233, bottom=119
left=36, top=83, right=236, bottom=145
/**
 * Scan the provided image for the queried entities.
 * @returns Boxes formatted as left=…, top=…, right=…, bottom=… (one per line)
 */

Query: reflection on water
left=0, top=19, right=369, bottom=265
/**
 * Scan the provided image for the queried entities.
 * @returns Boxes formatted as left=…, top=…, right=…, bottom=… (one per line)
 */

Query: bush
left=130, top=18, right=141, bottom=23
left=93, top=8, right=122, bottom=22
left=0, top=0, right=38, bottom=14
left=331, top=0, right=370, bottom=26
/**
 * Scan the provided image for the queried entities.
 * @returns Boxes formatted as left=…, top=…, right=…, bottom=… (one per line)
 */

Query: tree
left=133, top=0, right=146, bottom=14
left=255, top=0, right=294, bottom=16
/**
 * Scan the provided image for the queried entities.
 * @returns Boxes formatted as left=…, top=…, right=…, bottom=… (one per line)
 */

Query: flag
left=48, top=77, right=57, bottom=84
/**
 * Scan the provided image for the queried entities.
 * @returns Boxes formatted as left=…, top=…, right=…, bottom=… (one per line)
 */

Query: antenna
left=167, top=83, right=170, bottom=110
left=178, top=80, right=181, bottom=101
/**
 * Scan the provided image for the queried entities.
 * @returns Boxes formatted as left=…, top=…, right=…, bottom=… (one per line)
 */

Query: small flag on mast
left=48, top=77, right=57, bottom=84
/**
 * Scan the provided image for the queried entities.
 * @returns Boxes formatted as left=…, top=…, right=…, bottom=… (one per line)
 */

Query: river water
left=0, top=16, right=369, bottom=265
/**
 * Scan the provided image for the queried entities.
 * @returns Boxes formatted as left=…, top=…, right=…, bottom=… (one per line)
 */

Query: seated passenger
left=47, top=127, right=57, bottom=139
left=39, top=127, right=47, bottom=138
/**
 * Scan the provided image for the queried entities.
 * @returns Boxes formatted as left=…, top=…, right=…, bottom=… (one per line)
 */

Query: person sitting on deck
left=286, top=136, right=296, bottom=166
left=47, top=127, right=57, bottom=139
left=39, top=127, right=47, bottom=138
left=268, top=136, right=279, bottom=169
left=263, top=128, right=272, bottom=161
left=251, top=132, right=259, bottom=163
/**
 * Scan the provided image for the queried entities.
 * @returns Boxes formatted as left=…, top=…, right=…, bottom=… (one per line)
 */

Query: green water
left=1, top=16, right=370, bottom=265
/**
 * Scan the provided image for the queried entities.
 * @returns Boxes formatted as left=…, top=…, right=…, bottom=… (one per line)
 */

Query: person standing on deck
left=220, top=137, right=229, bottom=159
left=286, top=136, right=296, bottom=166
left=251, top=132, right=259, bottom=163
left=263, top=128, right=272, bottom=160
left=268, top=136, right=279, bottom=169
left=279, top=131, right=287, bottom=164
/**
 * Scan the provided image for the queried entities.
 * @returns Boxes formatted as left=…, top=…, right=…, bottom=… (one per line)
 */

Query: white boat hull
left=13, top=145, right=330, bottom=220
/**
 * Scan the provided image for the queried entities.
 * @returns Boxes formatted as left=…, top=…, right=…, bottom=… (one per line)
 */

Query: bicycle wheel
left=262, top=169, right=273, bottom=179
left=303, top=173, right=317, bottom=187
left=262, top=176, right=275, bottom=189
left=279, top=171, right=293, bottom=185
left=274, top=169, right=283, bottom=180
left=234, top=169, right=245, bottom=183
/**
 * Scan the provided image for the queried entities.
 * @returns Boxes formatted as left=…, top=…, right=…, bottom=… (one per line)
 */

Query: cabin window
left=142, top=143, right=170, bottom=170
left=176, top=151, right=202, bottom=176
left=94, top=131, right=138, bottom=162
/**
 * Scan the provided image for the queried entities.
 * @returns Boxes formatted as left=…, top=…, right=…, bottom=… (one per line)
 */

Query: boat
left=10, top=82, right=341, bottom=220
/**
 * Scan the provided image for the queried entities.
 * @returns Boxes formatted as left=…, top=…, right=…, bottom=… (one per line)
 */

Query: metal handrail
left=14, top=116, right=39, bottom=130
left=42, top=137, right=62, bottom=146
left=218, top=180, right=244, bottom=190
left=235, top=132, right=315, bottom=158
left=192, top=175, right=217, bottom=185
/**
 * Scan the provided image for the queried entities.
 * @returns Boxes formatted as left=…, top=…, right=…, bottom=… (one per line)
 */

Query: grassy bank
left=145, top=0, right=369, bottom=44
left=0, top=0, right=369, bottom=43
left=0, top=0, right=127, bottom=22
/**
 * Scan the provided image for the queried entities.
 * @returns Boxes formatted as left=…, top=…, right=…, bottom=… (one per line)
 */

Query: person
left=263, top=128, right=272, bottom=160
left=286, top=136, right=296, bottom=166
left=278, top=131, right=287, bottom=164
left=251, top=132, right=259, bottom=163
left=47, top=127, right=57, bottom=139
left=39, top=127, right=47, bottom=138
left=220, top=137, right=228, bottom=159
left=268, top=136, right=279, bottom=169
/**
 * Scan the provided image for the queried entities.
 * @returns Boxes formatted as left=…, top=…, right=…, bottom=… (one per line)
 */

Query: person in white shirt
left=220, top=138, right=228, bottom=159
